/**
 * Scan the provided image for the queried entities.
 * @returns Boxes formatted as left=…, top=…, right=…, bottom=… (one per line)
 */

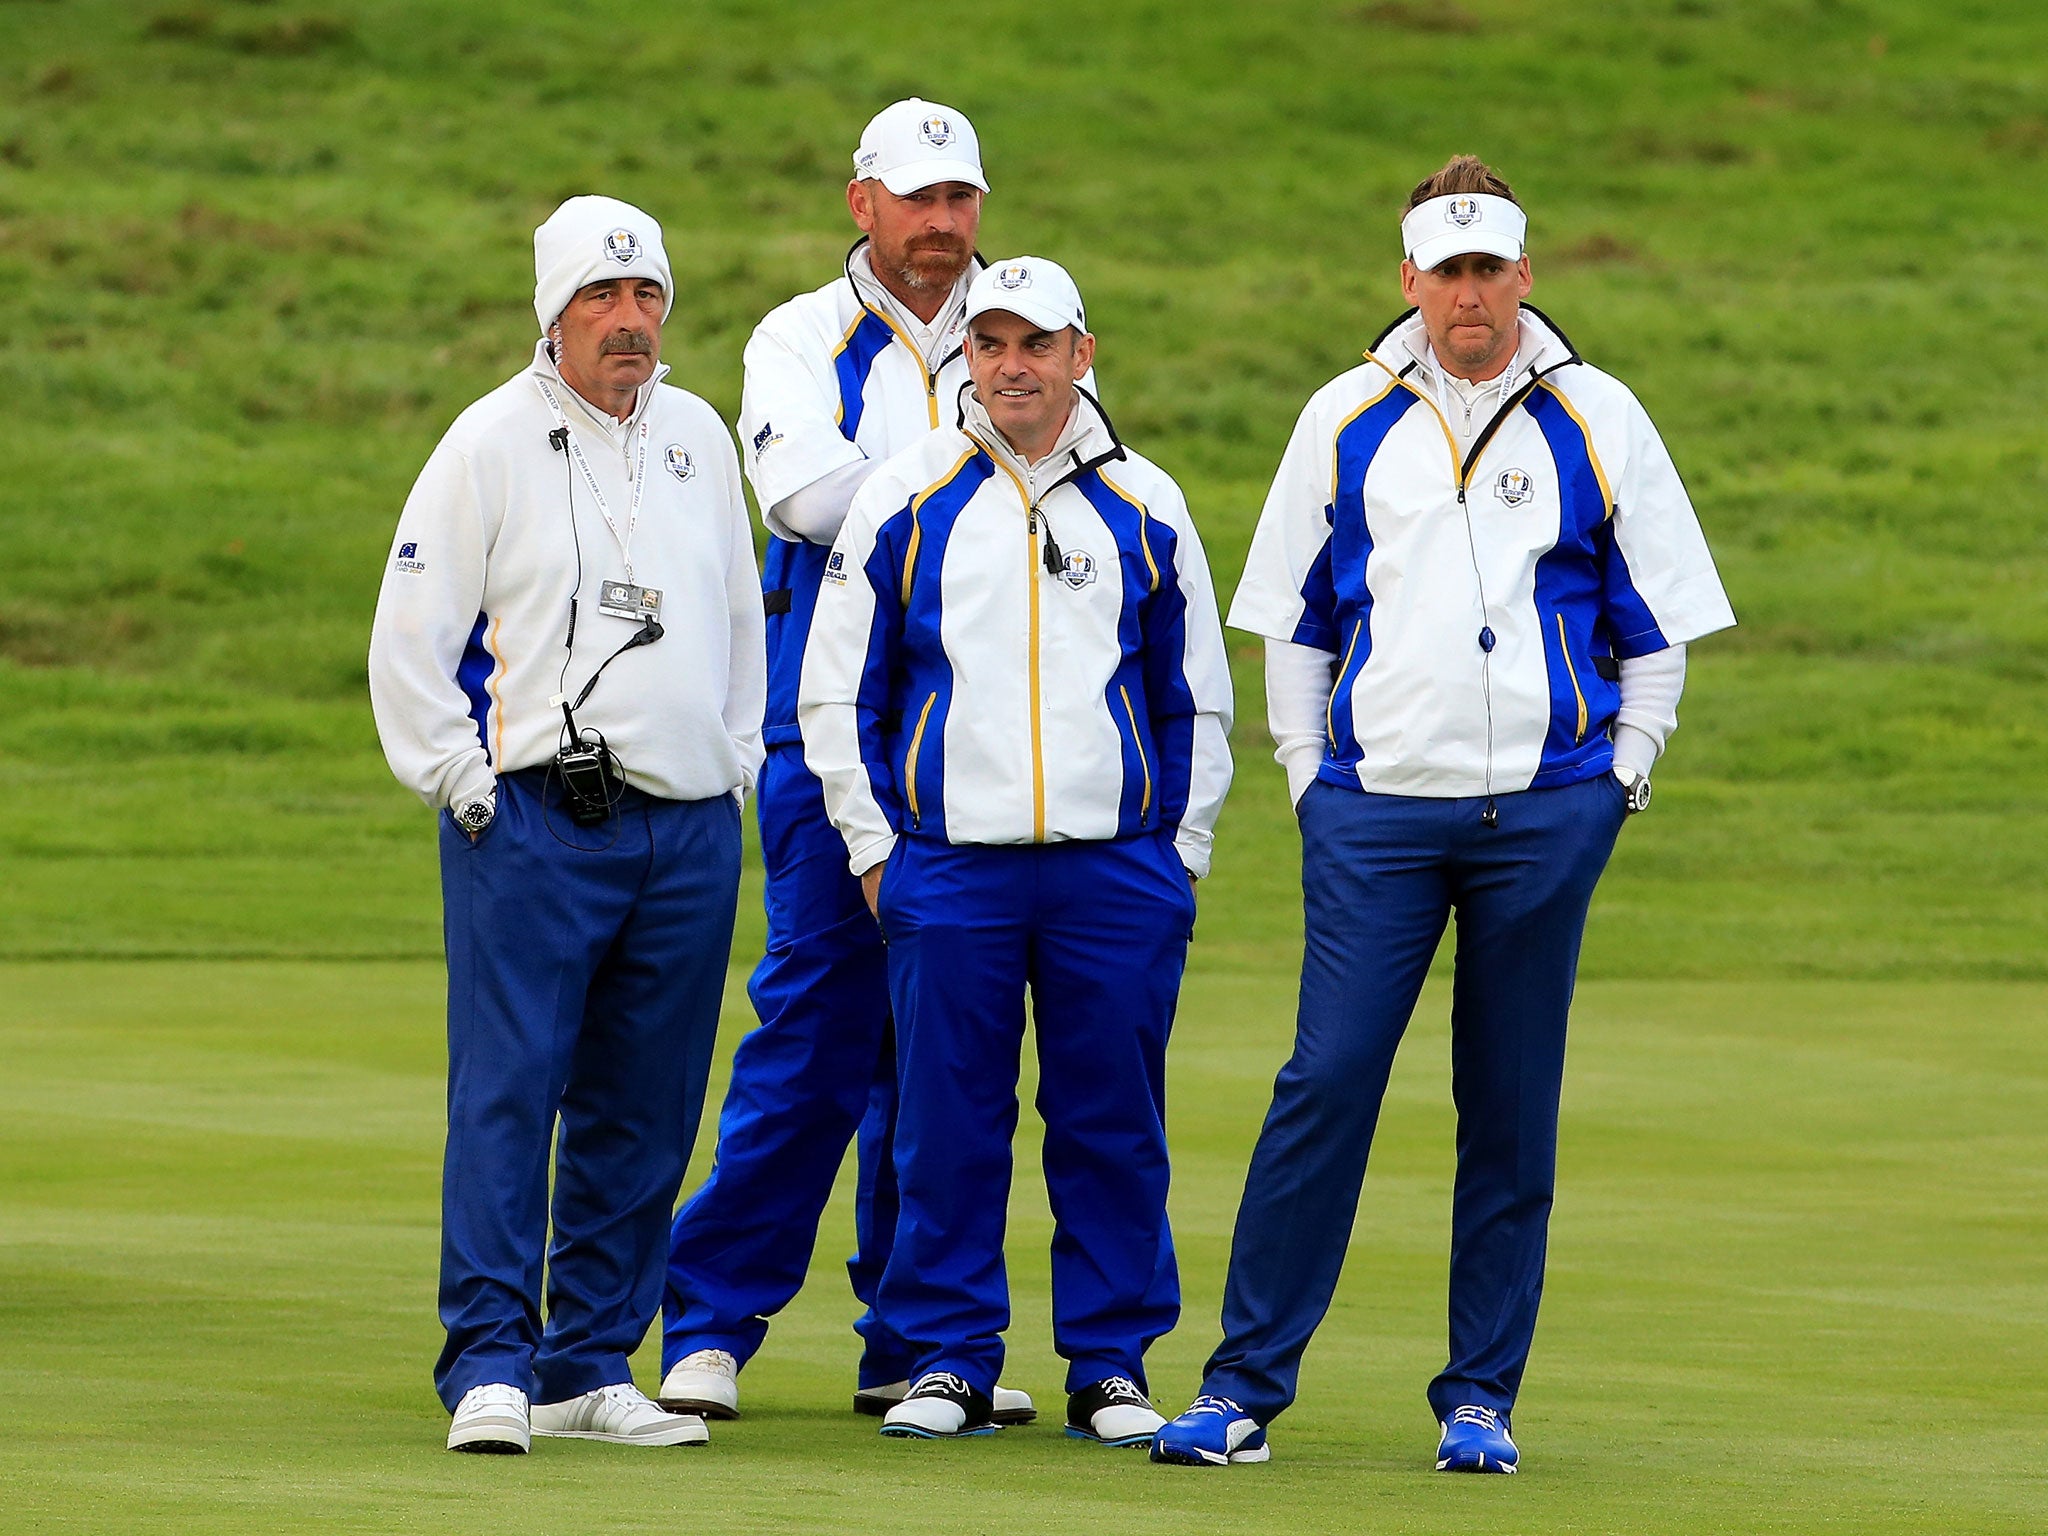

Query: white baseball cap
left=1401, top=192, right=1528, bottom=272
left=853, top=98, right=988, bottom=195
left=964, top=256, right=1087, bottom=336
left=533, top=195, right=673, bottom=334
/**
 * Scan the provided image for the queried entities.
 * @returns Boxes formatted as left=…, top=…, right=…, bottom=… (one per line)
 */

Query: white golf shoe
left=530, top=1382, right=709, bottom=1446
left=658, top=1349, right=741, bottom=1419
left=855, top=1378, right=1037, bottom=1424
left=447, top=1383, right=530, bottom=1454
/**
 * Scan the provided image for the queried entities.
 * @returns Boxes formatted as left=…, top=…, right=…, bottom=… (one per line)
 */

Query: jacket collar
left=843, top=238, right=983, bottom=369
left=1363, top=302, right=1582, bottom=390
left=527, top=339, right=668, bottom=436
left=958, top=382, right=1126, bottom=497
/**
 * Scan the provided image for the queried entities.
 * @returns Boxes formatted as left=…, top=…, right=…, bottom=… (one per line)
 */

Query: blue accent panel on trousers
left=833, top=310, right=896, bottom=444
left=1199, top=774, right=1625, bottom=1425
left=761, top=535, right=831, bottom=749
left=875, top=834, right=1193, bottom=1398
left=434, top=770, right=741, bottom=1411
left=662, top=745, right=911, bottom=1383
left=453, top=612, right=494, bottom=763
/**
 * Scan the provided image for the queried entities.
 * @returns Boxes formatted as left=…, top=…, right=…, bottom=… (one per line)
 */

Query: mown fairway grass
left=4, top=962, right=2045, bottom=1535
left=1, top=0, right=2045, bottom=1530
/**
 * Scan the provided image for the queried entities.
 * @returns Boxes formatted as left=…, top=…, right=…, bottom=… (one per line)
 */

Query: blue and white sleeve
left=1225, top=397, right=1341, bottom=652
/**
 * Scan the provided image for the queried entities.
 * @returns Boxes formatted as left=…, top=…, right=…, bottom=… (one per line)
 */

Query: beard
left=881, top=235, right=972, bottom=293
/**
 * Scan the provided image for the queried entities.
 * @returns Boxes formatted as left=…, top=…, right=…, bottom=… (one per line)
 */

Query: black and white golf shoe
left=878, top=1371, right=1000, bottom=1439
left=1064, top=1376, right=1165, bottom=1447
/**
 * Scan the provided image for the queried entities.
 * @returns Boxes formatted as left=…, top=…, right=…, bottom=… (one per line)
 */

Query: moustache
left=907, top=235, right=968, bottom=257
left=599, top=332, right=655, bottom=356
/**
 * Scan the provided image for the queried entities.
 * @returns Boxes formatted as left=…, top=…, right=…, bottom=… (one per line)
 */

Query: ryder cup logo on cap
left=1401, top=191, right=1528, bottom=272
left=966, top=254, right=1086, bottom=335
left=854, top=97, right=988, bottom=195
left=603, top=227, right=640, bottom=264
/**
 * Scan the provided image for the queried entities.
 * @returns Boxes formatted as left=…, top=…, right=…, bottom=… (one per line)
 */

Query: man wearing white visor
left=1153, top=156, right=1734, bottom=1473
left=660, top=100, right=1035, bottom=1426
left=371, top=195, right=763, bottom=1454
left=801, top=257, right=1233, bottom=1442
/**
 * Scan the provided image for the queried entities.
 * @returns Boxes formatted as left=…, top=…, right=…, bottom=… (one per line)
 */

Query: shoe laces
left=678, top=1348, right=738, bottom=1376
left=1092, top=1376, right=1149, bottom=1406
left=1449, top=1405, right=1503, bottom=1432
left=1186, top=1394, right=1247, bottom=1420
left=908, top=1371, right=973, bottom=1400
left=463, top=1383, right=525, bottom=1410
left=597, top=1383, right=656, bottom=1414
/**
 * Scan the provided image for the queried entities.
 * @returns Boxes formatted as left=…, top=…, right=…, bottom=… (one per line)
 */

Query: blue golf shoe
left=1435, top=1404, right=1518, bottom=1473
left=1149, top=1395, right=1270, bottom=1466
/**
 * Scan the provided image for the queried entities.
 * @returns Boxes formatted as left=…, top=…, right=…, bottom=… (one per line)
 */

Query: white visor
left=1402, top=193, right=1527, bottom=271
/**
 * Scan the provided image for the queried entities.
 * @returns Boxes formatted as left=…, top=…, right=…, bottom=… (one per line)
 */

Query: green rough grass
left=3, top=962, right=2044, bottom=1533
left=0, top=0, right=2044, bottom=970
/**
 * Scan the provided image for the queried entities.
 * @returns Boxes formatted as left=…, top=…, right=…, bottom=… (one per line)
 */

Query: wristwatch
left=454, top=797, right=496, bottom=836
left=1613, top=768, right=1652, bottom=816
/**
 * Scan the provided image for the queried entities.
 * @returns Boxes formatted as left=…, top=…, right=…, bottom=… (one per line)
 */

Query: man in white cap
left=1152, top=155, right=1734, bottom=1473
left=659, top=100, right=1032, bottom=1426
left=800, top=256, right=1233, bottom=1443
left=370, top=194, right=763, bottom=1454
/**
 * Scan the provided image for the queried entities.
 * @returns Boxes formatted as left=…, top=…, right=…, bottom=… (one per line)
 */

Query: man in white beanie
left=369, top=194, right=764, bottom=1455
left=800, top=256, right=1233, bottom=1443
left=659, top=100, right=1034, bottom=1427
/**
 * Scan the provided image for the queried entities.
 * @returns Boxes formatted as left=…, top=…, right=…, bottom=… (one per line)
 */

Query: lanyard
left=534, top=376, right=650, bottom=582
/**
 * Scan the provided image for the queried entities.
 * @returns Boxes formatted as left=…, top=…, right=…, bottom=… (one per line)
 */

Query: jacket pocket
left=902, top=692, right=938, bottom=830
left=1554, top=612, right=1588, bottom=746
left=1117, top=684, right=1152, bottom=827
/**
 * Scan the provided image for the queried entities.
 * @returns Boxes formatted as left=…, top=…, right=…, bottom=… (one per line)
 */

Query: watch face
left=457, top=801, right=493, bottom=831
left=1627, top=776, right=1652, bottom=814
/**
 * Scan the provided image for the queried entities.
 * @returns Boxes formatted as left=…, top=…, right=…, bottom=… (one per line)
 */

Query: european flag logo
left=399, top=542, right=418, bottom=559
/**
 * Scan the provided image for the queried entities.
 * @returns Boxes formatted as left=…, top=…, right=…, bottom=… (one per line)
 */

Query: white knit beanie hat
left=533, top=195, right=674, bottom=334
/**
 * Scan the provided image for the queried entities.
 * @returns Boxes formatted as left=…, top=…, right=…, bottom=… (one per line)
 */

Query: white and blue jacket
left=799, top=389, right=1234, bottom=877
left=1229, top=306, right=1735, bottom=799
left=739, top=242, right=978, bottom=751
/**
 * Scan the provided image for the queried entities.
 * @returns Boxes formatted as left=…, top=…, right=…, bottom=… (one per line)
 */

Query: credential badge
left=1494, top=467, right=1534, bottom=506
left=665, top=444, right=695, bottom=482
left=1446, top=196, right=1482, bottom=228
left=603, top=228, right=640, bottom=265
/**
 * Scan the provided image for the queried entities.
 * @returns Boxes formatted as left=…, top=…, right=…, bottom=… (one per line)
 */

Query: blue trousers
left=1202, top=774, right=1626, bottom=1424
left=662, top=745, right=909, bottom=1384
left=877, top=833, right=1192, bottom=1398
left=434, top=769, right=740, bottom=1411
